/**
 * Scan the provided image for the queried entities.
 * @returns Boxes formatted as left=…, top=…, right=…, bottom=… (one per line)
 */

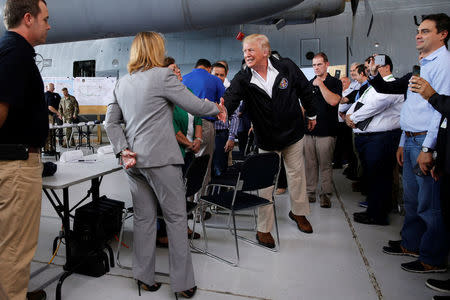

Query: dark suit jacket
left=369, top=72, right=411, bottom=97
left=429, top=93, right=450, bottom=173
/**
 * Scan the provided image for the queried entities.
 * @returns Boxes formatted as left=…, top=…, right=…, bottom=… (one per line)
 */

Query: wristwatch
left=421, top=146, right=433, bottom=153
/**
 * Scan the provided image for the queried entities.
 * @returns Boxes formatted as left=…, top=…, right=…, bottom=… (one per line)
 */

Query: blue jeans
left=401, top=134, right=448, bottom=266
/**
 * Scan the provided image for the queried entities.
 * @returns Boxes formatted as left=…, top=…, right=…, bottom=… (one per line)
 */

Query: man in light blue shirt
left=369, top=13, right=450, bottom=273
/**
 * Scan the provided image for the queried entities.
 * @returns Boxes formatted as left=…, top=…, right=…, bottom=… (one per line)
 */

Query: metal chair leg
left=116, top=210, right=131, bottom=270
left=189, top=202, right=238, bottom=267
left=232, top=203, right=279, bottom=252
left=272, top=201, right=281, bottom=248
left=231, top=211, right=240, bottom=265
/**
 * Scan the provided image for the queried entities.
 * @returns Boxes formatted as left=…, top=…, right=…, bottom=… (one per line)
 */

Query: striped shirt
left=214, top=108, right=239, bottom=140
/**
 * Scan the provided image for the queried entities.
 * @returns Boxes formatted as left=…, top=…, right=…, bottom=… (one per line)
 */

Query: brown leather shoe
left=308, top=195, right=316, bottom=203
left=276, top=188, right=286, bottom=195
left=289, top=211, right=313, bottom=233
left=256, top=231, right=275, bottom=248
left=320, top=194, right=331, bottom=208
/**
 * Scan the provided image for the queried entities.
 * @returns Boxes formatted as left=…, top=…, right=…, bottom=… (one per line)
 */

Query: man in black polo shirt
left=0, top=1, right=50, bottom=299
left=43, top=83, right=62, bottom=153
left=304, top=52, right=342, bottom=208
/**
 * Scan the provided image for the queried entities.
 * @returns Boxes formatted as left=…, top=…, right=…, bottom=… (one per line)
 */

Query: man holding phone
left=374, top=54, right=386, bottom=66
left=345, top=57, right=404, bottom=226
left=368, top=13, right=450, bottom=274
left=409, top=77, right=450, bottom=296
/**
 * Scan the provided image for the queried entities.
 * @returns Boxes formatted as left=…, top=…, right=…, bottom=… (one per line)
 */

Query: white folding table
left=35, top=154, right=122, bottom=300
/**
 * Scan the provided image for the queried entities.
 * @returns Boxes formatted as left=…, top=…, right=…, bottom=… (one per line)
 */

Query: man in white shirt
left=345, top=58, right=404, bottom=225
left=338, top=63, right=361, bottom=180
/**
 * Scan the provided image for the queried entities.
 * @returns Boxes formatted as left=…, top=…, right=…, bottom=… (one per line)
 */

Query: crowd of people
left=340, top=13, right=450, bottom=300
left=0, top=0, right=449, bottom=299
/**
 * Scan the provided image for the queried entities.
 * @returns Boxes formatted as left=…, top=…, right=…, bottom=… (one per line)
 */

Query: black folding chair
left=231, top=130, right=256, bottom=163
left=116, top=154, right=210, bottom=271
left=192, top=152, right=280, bottom=266
left=207, top=132, right=258, bottom=232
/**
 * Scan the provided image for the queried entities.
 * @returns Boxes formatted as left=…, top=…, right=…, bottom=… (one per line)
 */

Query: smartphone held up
left=374, top=55, right=386, bottom=66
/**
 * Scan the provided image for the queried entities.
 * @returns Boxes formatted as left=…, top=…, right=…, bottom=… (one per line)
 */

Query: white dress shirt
left=347, top=74, right=404, bottom=133
left=224, top=77, right=231, bottom=89
left=250, top=59, right=279, bottom=98
left=338, top=81, right=361, bottom=122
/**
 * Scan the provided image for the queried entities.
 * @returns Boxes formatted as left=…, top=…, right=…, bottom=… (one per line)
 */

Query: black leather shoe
left=353, top=212, right=388, bottom=226
left=388, top=240, right=402, bottom=248
left=382, top=242, right=419, bottom=258
left=353, top=211, right=367, bottom=218
left=433, top=296, right=450, bottom=300
left=426, top=279, right=450, bottom=293
left=26, top=290, right=46, bottom=300
left=401, top=260, right=447, bottom=273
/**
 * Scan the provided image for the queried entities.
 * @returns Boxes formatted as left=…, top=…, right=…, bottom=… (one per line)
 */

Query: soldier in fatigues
left=58, top=87, right=79, bottom=147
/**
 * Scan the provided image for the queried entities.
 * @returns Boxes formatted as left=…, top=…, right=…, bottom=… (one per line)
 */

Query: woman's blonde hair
left=127, top=32, right=166, bottom=74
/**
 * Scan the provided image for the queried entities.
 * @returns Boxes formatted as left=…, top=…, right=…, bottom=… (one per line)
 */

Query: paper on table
left=97, top=145, right=113, bottom=155
left=59, top=150, right=83, bottom=162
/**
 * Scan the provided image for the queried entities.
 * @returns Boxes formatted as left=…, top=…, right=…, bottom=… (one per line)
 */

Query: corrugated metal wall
left=37, top=2, right=450, bottom=79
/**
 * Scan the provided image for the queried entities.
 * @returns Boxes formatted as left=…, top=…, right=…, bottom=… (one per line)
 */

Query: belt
left=354, top=132, right=383, bottom=136
left=404, top=131, right=427, bottom=137
left=354, top=128, right=402, bottom=137
left=28, top=146, right=40, bottom=153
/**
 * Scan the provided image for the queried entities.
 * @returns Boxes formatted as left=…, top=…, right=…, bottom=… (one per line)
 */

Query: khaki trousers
left=196, top=120, right=215, bottom=193
left=258, top=138, right=309, bottom=233
left=0, top=154, right=43, bottom=300
left=303, top=135, right=336, bottom=197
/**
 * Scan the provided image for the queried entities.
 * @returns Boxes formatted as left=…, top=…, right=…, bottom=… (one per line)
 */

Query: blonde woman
left=105, top=31, right=226, bottom=298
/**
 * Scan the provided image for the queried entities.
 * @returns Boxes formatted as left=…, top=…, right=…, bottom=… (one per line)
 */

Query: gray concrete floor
left=31, top=148, right=448, bottom=299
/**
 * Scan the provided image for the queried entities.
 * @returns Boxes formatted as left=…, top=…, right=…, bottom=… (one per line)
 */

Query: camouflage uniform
left=58, top=95, right=79, bottom=146
left=44, top=114, right=55, bottom=152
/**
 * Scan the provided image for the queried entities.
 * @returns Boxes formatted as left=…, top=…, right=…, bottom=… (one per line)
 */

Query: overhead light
left=112, top=59, right=119, bottom=68
left=374, top=42, right=380, bottom=48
